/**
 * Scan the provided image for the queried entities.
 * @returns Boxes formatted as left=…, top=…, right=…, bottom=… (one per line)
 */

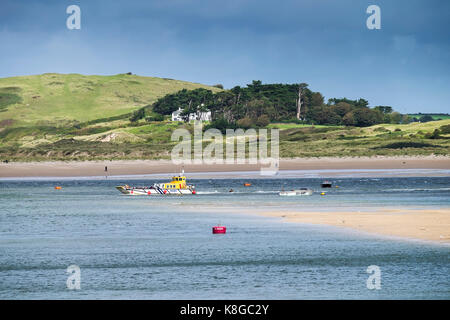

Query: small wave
left=255, top=190, right=279, bottom=193
left=384, top=187, right=450, bottom=192
left=195, top=191, right=220, bottom=194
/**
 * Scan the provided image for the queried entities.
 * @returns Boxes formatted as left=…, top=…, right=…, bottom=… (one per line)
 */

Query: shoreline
left=260, top=208, right=450, bottom=244
left=1, top=155, right=449, bottom=179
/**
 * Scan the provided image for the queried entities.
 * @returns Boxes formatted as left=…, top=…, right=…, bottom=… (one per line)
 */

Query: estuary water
left=0, top=176, right=449, bottom=299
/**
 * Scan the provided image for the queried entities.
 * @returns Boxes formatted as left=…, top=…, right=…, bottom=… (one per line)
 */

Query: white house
left=171, top=107, right=184, bottom=121
left=171, top=106, right=211, bottom=122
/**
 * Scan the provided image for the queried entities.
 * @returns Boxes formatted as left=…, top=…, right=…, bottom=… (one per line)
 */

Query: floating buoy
left=147, top=191, right=151, bottom=195
left=192, top=190, right=196, bottom=195
left=229, top=189, right=234, bottom=193
left=163, top=190, right=167, bottom=194
left=320, top=192, right=326, bottom=195
left=335, top=186, right=339, bottom=188
left=212, top=225, right=226, bottom=234
left=54, top=186, right=62, bottom=190
left=244, top=183, right=251, bottom=187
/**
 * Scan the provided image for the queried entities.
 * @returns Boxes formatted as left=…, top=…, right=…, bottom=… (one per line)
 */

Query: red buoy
left=147, top=191, right=151, bottom=195
left=212, top=226, right=226, bottom=234
left=192, top=190, right=196, bottom=195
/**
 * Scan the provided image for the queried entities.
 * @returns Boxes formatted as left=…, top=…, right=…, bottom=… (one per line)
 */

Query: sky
left=0, top=0, right=449, bottom=113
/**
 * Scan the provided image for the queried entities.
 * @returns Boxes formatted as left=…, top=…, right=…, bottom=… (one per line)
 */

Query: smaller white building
left=171, top=108, right=184, bottom=121
left=171, top=107, right=211, bottom=122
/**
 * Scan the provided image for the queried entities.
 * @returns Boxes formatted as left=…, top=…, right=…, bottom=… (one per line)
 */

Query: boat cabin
left=163, top=175, right=187, bottom=189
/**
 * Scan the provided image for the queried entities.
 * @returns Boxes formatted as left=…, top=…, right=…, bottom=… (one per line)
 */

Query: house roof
left=172, top=108, right=182, bottom=115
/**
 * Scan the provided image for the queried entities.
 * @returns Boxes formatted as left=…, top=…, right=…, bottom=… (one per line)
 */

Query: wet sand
left=1, top=156, right=449, bottom=178
left=262, top=208, right=450, bottom=243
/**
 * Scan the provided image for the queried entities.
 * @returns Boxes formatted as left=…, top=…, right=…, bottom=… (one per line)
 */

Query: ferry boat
left=115, top=170, right=196, bottom=195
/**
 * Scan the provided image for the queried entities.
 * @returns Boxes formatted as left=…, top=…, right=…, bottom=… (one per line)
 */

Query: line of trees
left=134, top=81, right=409, bottom=127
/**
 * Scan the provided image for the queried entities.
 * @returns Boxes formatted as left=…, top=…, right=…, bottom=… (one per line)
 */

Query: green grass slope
left=0, top=118, right=448, bottom=161
left=0, top=73, right=221, bottom=126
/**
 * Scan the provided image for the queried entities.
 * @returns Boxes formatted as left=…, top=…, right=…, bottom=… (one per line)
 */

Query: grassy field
left=0, top=73, right=448, bottom=161
left=278, top=120, right=450, bottom=158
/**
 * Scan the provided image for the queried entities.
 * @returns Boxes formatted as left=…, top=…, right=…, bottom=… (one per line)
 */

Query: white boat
left=279, top=188, right=313, bottom=196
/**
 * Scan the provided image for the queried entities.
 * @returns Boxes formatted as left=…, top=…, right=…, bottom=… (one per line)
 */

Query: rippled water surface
left=0, top=177, right=449, bottom=299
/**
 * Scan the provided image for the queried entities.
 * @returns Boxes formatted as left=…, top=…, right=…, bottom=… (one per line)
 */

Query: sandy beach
left=0, top=155, right=449, bottom=178
left=262, top=208, right=450, bottom=243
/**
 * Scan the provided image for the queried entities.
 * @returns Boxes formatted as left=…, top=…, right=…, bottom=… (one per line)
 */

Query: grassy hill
left=0, top=73, right=448, bottom=161
left=0, top=73, right=222, bottom=127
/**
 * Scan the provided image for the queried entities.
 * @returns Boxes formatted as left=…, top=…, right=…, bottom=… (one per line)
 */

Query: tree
left=374, top=106, right=393, bottom=114
left=328, top=97, right=368, bottom=108
left=389, top=112, right=402, bottom=124
left=296, top=86, right=303, bottom=120
left=256, top=114, right=270, bottom=127
left=351, top=108, right=383, bottom=127
left=236, top=117, right=254, bottom=129
left=247, top=80, right=262, bottom=93
left=146, top=81, right=400, bottom=126
left=355, top=98, right=369, bottom=108
left=419, top=115, right=433, bottom=123
left=204, top=117, right=235, bottom=134
left=308, top=106, right=341, bottom=125
left=245, top=98, right=274, bottom=120
left=401, top=114, right=411, bottom=124
left=153, top=88, right=214, bottom=115
left=310, top=92, right=324, bottom=107
left=342, top=112, right=356, bottom=126
left=129, top=108, right=145, bottom=122
left=333, top=102, right=352, bottom=117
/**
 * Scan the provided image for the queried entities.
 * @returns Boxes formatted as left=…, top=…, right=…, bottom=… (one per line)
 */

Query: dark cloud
left=0, top=0, right=449, bottom=112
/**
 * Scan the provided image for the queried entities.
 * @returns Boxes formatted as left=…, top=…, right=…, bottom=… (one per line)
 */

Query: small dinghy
left=321, top=181, right=332, bottom=188
left=279, top=188, right=313, bottom=196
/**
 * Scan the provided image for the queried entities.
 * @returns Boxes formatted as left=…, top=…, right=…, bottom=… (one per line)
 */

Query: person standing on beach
left=105, top=166, right=108, bottom=179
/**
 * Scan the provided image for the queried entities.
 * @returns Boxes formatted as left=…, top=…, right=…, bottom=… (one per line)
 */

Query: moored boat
left=279, top=188, right=313, bottom=196
left=321, top=181, right=332, bottom=188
